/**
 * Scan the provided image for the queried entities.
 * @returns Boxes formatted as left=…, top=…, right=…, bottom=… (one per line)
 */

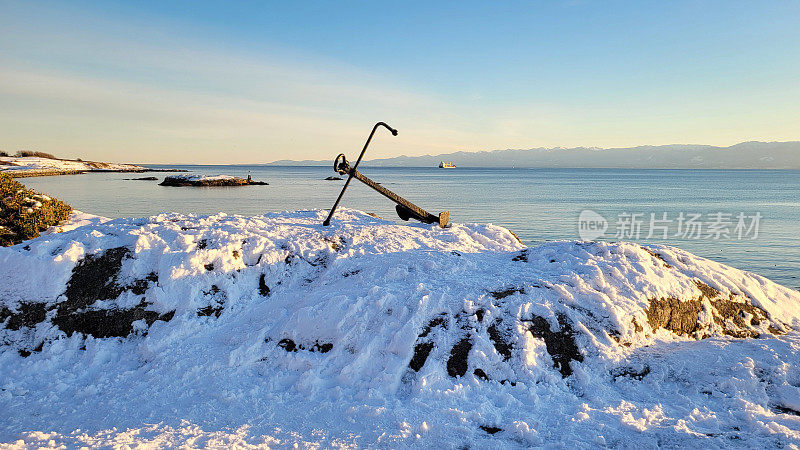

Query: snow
left=1, top=208, right=799, bottom=447
left=0, top=156, right=145, bottom=173
left=40, top=210, right=111, bottom=235
left=163, top=174, right=238, bottom=182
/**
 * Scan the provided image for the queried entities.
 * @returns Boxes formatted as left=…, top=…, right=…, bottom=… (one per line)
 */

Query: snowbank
left=40, top=210, right=111, bottom=235
left=1, top=209, right=799, bottom=447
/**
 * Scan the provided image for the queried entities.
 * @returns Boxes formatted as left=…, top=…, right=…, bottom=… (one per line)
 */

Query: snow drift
left=1, top=209, right=799, bottom=447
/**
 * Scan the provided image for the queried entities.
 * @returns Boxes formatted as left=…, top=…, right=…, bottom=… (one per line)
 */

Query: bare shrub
left=15, top=151, right=57, bottom=159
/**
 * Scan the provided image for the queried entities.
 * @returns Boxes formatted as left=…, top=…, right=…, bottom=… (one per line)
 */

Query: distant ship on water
left=438, top=161, right=456, bottom=169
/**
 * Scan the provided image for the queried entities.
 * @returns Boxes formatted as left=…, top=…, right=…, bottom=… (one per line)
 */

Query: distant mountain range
left=268, top=141, right=800, bottom=169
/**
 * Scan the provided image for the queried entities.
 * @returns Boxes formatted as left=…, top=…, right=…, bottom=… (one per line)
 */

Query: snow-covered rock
left=1, top=209, right=799, bottom=447
left=159, top=174, right=268, bottom=186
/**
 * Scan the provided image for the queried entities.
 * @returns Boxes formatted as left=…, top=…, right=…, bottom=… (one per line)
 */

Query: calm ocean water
left=22, top=166, right=800, bottom=290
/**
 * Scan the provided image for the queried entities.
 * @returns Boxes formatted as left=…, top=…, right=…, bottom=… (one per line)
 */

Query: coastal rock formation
left=159, top=174, right=268, bottom=186
left=1, top=209, right=799, bottom=447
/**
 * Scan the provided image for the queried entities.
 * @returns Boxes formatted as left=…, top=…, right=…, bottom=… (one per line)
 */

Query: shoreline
left=3, top=168, right=187, bottom=178
left=0, top=156, right=188, bottom=178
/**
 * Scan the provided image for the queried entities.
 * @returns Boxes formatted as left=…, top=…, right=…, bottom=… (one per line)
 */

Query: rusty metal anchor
left=322, top=122, right=449, bottom=228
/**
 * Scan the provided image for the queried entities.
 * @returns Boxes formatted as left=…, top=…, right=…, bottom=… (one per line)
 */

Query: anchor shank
left=350, top=169, right=438, bottom=223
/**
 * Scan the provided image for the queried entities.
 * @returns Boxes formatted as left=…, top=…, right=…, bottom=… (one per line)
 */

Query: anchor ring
left=333, top=153, right=350, bottom=175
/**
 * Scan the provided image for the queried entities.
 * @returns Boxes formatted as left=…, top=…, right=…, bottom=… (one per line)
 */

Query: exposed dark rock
left=694, top=280, right=721, bottom=300
left=277, top=338, right=332, bottom=353
left=128, top=273, right=158, bottom=295
left=197, top=239, right=208, bottom=249
left=645, top=280, right=774, bottom=338
left=473, top=368, right=489, bottom=380
left=52, top=308, right=174, bottom=338
left=487, top=319, right=513, bottom=361
left=197, top=305, right=224, bottom=318
left=480, top=426, right=502, bottom=434
left=525, top=314, right=583, bottom=377
left=512, top=250, right=528, bottom=262
left=710, top=299, right=769, bottom=338
left=278, top=339, right=297, bottom=352
left=324, top=176, right=343, bottom=181
left=612, top=365, right=650, bottom=381
left=419, top=314, right=447, bottom=338
left=2, top=303, right=46, bottom=331
left=409, top=342, right=434, bottom=372
left=198, top=285, right=225, bottom=317
left=774, top=405, right=800, bottom=416
left=259, top=274, right=271, bottom=296
left=323, top=235, right=346, bottom=252
left=123, top=177, right=158, bottom=181
left=2, top=247, right=173, bottom=341
left=408, top=315, right=447, bottom=372
left=204, top=263, right=214, bottom=271
left=315, top=342, right=333, bottom=353
left=490, top=287, right=523, bottom=300
left=447, top=337, right=473, bottom=378
left=645, top=298, right=704, bottom=336
left=204, top=285, right=221, bottom=295
left=641, top=246, right=673, bottom=268
left=62, top=246, right=130, bottom=313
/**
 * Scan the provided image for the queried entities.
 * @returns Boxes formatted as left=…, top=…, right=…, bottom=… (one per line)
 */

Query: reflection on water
left=22, top=166, right=800, bottom=289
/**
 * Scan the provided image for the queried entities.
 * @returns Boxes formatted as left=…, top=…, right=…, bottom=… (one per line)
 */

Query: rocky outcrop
left=159, top=175, right=265, bottom=186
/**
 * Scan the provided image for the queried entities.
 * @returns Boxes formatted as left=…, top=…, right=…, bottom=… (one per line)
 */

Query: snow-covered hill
left=0, top=156, right=146, bottom=175
left=1, top=209, right=799, bottom=447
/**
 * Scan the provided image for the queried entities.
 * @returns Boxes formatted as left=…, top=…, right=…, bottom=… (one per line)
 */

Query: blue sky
left=1, top=1, right=799, bottom=163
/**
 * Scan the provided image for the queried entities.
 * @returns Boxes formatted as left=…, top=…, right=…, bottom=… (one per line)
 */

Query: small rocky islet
left=158, top=174, right=269, bottom=187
